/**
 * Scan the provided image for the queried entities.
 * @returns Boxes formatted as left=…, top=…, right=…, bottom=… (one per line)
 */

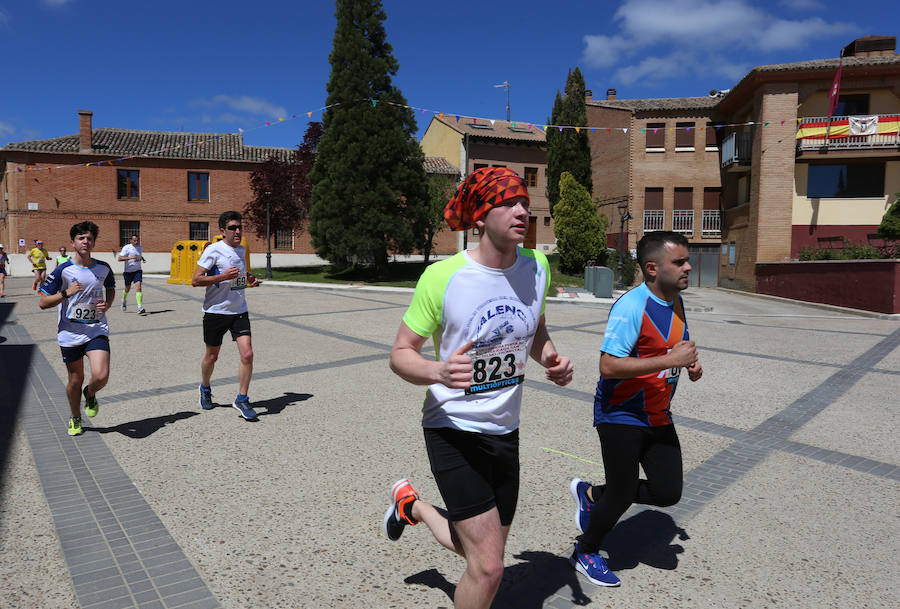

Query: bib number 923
left=69, top=306, right=98, bottom=323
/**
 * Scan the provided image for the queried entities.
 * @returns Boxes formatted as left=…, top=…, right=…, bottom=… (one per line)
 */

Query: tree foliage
left=553, top=172, right=607, bottom=275
left=309, top=0, right=428, bottom=275
left=245, top=122, right=323, bottom=240
left=420, top=174, right=457, bottom=262
left=878, top=194, right=900, bottom=240
left=546, top=67, right=592, bottom=215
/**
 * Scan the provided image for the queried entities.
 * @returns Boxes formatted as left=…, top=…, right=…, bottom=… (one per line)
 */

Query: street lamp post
left=264, top=190, right=272, bottom=280
left=617, top=203, right=633, bottom=290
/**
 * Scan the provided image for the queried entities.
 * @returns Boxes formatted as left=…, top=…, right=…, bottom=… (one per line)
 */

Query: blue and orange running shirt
left=594, top=283, right=689, bottom=427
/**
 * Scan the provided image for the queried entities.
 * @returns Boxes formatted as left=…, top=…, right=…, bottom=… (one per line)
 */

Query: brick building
left=586, top=90, right=723, bottom=287
left=716, top=36, right=900, bottom=290
left=419, top=115, right=555, bottom=253
left=0, top=110, right=304, bottom=270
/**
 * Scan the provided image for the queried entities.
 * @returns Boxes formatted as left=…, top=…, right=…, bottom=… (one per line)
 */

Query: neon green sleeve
left=519, top=249, right=551, bottom=316
left=402, top=254, right=467, bottom=338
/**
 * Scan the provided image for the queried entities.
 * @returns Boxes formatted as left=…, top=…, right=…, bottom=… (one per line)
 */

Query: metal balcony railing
left=796, top=114, right=900, bottom=151
left=721, top=132, right=753, bottom=167
left=672, top=210, right=694, bottom=236
left=702, top=210, right=721, bottom=237
left=643, top=210, right=664, bottom=232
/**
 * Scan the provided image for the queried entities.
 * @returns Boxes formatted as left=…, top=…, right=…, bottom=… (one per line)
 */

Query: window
left=705, top=123, right=719, bottom=150
left=675, top=122, right=695, bottom=149
left=119, top=221, right=140, bottom=247
left=645, top=122, right=665, bottom=150
left=117, top=170, right=139, bottom=199
left=644, top=210, right=664, bottom=232
left=473, top=163, right=488, bottom=171
left=189, top=222, right=209, bottom=241
left=543, top=216, right=550, bottom=226
left=274, top=229, right=293, bottom=250
left=807, top=163, right=885, bottom=198
left=702, top=188, right=721, bottom=237
left=673, top=188, right=693, bottom=235
left=729, top=241, right=736, bottom=265
left=834, top=94, right=869, bottom=117
left=469, top=122, right=493, bottom=130
left=188, top=172, right=209, bottom=202
left=524, top=167, right=538, bottom=188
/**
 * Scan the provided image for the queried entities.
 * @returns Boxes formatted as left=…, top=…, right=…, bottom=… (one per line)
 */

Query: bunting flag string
left=4, top=96, right=809, bottom=177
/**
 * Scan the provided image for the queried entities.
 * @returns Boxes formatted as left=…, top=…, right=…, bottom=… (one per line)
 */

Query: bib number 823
left=473, top=353, right=516, bottom=383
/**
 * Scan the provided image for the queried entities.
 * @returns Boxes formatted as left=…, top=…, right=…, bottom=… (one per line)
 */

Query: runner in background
left=118, top=233, right=147, bottom=315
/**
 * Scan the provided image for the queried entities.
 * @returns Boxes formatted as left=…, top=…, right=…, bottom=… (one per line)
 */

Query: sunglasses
left=225, top=224, right=242, bottom=231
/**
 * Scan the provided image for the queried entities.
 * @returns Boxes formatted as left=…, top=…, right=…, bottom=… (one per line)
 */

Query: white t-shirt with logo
left=197, top=240, right=248, bottom=315
left=119, top=243, right=143, bottom=272
left=402, top=248, right=550, bottom=435
left=40, top=259, right=116, bottom=347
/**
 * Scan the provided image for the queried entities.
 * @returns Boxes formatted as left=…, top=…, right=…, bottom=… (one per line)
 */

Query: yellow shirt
left=29, top=247, right=50, bottom=270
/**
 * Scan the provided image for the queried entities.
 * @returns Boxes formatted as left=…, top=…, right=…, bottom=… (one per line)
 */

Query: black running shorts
left=202, top=312, right=251, bottom=347
left=423, top=426, right=519, bottom=525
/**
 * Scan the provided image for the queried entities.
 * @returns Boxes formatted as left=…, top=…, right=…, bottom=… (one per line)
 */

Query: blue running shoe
left=232, top=396, right=257, bottom=420
left=199, top=385, right=214, bottom=410
left=570, top=478, right=593, bottom=533
left=570, top=544, right=620, bottom=587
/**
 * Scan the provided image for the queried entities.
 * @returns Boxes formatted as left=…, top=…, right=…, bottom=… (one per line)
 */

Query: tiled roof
left=587, top=97, right=719, bottom=111
left=722, top=54, right=900, bottom=103
left=432, top=115, right=546, bottom=143
left=423, top=156, right=459, bottom=175
left=2, top=128, right=292, bottom=162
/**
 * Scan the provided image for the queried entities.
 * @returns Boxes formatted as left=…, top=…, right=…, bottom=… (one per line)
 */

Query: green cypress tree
left=309, top=0, right=428, bottom=276
left=546, top=67, right=593, bottom=215
left=553, top=172, right=607, bottom=275
left=877, top=195, right=900, bottom=240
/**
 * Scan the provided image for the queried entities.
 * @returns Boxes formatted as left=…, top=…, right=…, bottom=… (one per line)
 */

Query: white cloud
left=0, top=9, right=9, bottom=28
left=583, top=0, right=856, bottom=75
left=756, top=17, right=854, bottom=51
left=193, top=95, right=287, bottom=119
left=0, top=120, right=15, bottom=138
left=42, top=0, right=75, bottom=7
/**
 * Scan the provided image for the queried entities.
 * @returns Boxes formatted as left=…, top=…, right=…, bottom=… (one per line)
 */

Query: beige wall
left=799, top=87, right=900, bottom=117
left=792, top=161, right=900, bottom=225
left=419, top=119, right=463, bottom=169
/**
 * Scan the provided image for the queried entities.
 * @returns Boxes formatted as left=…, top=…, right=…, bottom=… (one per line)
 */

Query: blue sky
left=0, top=0, right=895, bottom=150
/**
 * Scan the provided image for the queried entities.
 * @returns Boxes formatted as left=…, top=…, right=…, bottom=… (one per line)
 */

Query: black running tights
left=576, top=423, right=682, bottom=553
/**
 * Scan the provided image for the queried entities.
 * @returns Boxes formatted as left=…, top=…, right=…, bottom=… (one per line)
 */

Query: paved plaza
left=1, top=274, right=898, bottom=609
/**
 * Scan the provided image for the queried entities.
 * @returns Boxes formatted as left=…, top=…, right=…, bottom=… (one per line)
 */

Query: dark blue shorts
left=60, top=335, right=110, bottom=364
left=123, top=270, right=143, bottom=286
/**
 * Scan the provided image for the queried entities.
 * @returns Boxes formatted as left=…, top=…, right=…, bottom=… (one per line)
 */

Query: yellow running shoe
left=67, top=417, right=84, bottom=436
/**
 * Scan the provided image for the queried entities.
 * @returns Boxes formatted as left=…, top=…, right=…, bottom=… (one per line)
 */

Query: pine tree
left=309, top=0, right=428, bottom=275
left=546, top=67, right=592, bottom=215
left=245, top=122, right=322, bottom=242
left=553, top=172, right=607, bottom=275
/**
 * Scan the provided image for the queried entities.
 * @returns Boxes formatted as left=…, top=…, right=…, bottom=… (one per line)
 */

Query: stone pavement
left=0, top=276, right=898, bottom=608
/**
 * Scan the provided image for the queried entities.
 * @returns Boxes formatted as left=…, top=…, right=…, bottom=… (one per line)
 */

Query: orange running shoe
left=383, top=478, right=419, bottom=541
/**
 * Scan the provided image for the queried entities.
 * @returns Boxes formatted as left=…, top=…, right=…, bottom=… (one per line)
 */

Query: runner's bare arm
left=529, top=315, right=573, bottom=386
left=390, top=323, right=473, bottom=389
left=599, top=340, right=698, bottom=379
left=191, top=265, right=238, bottom=287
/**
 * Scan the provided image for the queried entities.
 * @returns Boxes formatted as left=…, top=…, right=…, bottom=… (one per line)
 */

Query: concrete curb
left=712, top=287, right=900, bottom=320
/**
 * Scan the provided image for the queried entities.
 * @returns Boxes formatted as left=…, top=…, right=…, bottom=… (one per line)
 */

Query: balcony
left=672, top=210, right=694, bottom=236
left=702, top=210, right=721, bottom=237
left=721, top=132, right=752, bottom=168
left=796, top=114, right=900, bottom=152
left=643, top=210, right=664, bottom=232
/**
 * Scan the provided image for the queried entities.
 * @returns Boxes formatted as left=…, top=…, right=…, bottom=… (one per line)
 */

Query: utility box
left=168, top=241, right=208, bottom=285
left=593, top=266, right=614, bottom=298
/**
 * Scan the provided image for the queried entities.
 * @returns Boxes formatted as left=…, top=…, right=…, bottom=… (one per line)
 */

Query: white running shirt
left=40, top=259, right=116, bottom=347
left=197, top=240, right=249, bottom=315
left=119, top=243, right=143, bottom=272
left=402, top=249, right=550, bottom=435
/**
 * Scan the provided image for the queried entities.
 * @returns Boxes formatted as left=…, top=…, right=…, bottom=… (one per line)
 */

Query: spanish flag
left=796, top=115, right=900, bottom=140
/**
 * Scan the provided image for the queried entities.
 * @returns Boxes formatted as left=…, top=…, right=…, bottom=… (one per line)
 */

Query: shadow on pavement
left=254, top=392, right=313, bottom=416
left=144, top=309, right=175, bottom=316
left=602, top=509, right=688, bottom=571
left=0, top=303, right=34, bottom=482
left=88, top=411, right=199, bottom=439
